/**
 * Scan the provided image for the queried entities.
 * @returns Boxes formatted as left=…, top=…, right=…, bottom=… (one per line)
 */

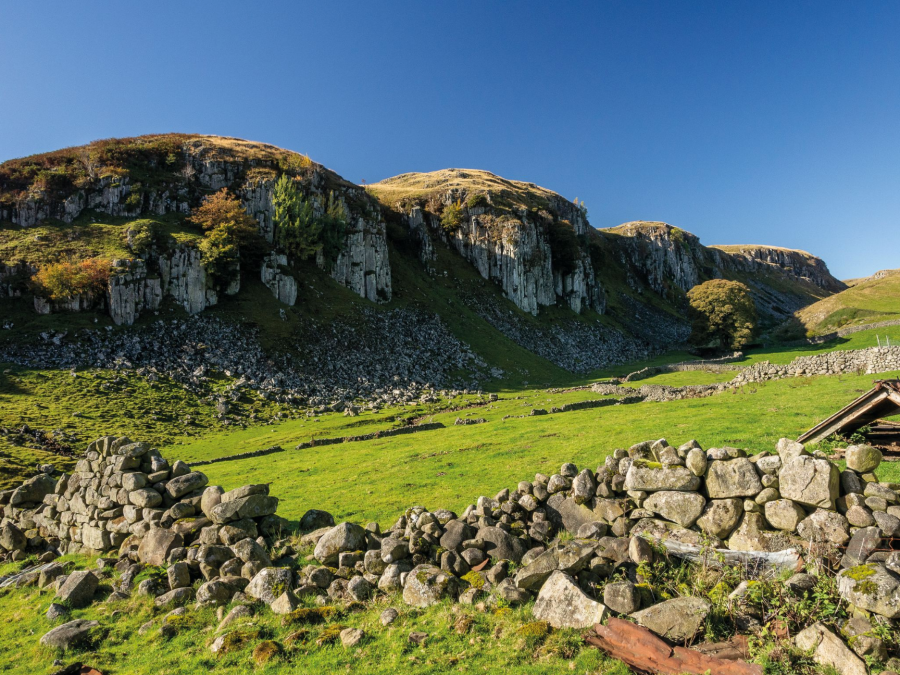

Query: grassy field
left=170, top=370, right=900, bottom=527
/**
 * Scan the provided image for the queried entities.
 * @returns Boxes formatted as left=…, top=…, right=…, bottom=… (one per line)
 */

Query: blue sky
left=2, top=1, right=898, bottom=279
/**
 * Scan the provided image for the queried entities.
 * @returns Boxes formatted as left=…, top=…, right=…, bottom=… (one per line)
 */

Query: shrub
left=466, top=193, right=488, bottom=209
left=125, top=219, right=174, bottom=255
left=441, top=200, right=464, bottom=232
left=273, top=175, right=348, bottom=268
left=687, top=279, right=758, bottom=350
left=273, top=175, right=320, bottom=260
left=189, top=189, right=260, bottom=284
left=32, top=259, right=111, bottom=300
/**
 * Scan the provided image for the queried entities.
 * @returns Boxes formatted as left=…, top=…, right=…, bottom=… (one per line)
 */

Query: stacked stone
left=0, top=437, right=283, bottom=573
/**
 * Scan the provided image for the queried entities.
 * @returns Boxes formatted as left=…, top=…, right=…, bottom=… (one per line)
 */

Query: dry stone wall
left=1, top=434, right=899, bottom=661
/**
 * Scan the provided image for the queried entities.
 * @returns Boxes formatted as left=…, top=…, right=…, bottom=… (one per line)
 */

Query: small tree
left=441, top=200, right=464, bottom=232
left=273, top=174, right=320, bottom=260
left=687, top=279, right=757, bottom=350
left=32, top=259, right=111, bottom=300
left=189, top=189, right=259, bottom=283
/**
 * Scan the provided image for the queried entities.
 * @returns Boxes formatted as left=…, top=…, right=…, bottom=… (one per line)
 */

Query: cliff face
left=0, top=135, right=392, bottom=322
left=604, top=221, right=844, bottom=321
left=369, top=169, right=604, bottom=315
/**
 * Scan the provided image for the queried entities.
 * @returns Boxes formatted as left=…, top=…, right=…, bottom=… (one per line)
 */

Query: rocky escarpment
left=606, top=222, right=845, bottom=321
left=0, top=135, right=391, bottom=323
left=371, top=170, right=605, bottom=316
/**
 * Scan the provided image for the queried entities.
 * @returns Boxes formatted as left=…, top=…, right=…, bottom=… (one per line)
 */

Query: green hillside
left=797, top=269, right=900, bottom=334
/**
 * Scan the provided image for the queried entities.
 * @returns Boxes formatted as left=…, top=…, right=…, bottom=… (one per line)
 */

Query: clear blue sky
left=2, top=1, right=898, bottom=279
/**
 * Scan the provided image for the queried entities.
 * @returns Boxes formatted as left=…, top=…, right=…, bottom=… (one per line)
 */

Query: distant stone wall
left=622, top=352, right=744, bottom=382
left=733, top=346, right=900, bottom=385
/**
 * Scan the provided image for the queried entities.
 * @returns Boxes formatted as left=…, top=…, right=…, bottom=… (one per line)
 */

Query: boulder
left=630, top=596, right=710, bottom=642
left=780, top=456, right=839, bottom=510
left=727, top=513, right=796, bottom=552
left=246, top=567, right=294, bottom=605
left=845, top=445, right=882, bottom=474
left=0, top=522, right=26, bottom=552
left=545, top=494, right=607, bottom=533
left=794, top=622, right=867, bottom=675
left=837, top=563, right=900, bottom=618
left=129, top=488, right=163, bottom=508
left=840, top=527, right=882, bottom=568
left=695, top=498, right=742, bottom=539
left=475, top=526, right=527, bottom=563
left=797, top=510, right=850, bottom=546
left=166, top=471, right=208, bottom=499
left=155, top=587, right=193, bottom=607
left=704, top=458, right=763, bottom=499
left=314, top=522, right=367, bottom=565
left=299, top=509, right=334, bottom=531
left=532, top=571, right=608, bottom=628
left=56, top=570, right=98, bottom=608
left=402, top=564, right=460, bottom=607
left=603, top=581, right=641, bottom=615
left=209, top=494, right=278, bottom=523
left=40, top=619, right=99, bottom=650
left=685, top=448, right=707, bottom=477
left=776, top=438, right=807, bottom=462
left=642, top=491, right=706, bottom=528
left=439, top=520, right=474, bottom=551
left=200, top=486, right=224, bottom=518
left=138, top=528, right=184, bottom=566
left=10, top=473, right=56, bottom=505
left=624, top=464, right=700, bottom=492
left=764, top=499, right=806, bottom=532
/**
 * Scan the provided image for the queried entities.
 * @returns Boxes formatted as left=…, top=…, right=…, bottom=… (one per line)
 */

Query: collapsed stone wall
left=1, top=434, right=899, bottom=663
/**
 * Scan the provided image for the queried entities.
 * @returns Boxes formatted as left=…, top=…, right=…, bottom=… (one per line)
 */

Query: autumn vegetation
left=687, top=279, right=758, bottom=350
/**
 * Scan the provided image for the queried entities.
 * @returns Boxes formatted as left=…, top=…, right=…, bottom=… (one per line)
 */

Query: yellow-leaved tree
left=687, top=279, right=757, bottom=350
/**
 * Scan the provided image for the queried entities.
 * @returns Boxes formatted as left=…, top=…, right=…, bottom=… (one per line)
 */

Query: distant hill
left=796, top=268, right=900, bottom=334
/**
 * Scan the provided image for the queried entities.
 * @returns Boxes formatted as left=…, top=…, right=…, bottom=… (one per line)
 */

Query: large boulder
left=695, top=499, right=742, bottom=539
left=764, top=499, right=806, bottom=532
left=246, top=567, right=294, bottom=605
left=845, top=445, right=882, bottom=474
left=40, top=619, right=99, bottom=650
left=10, top=473, right=56, bottom=506
left=837, top=563, right=900, bottom=618
left=727, top=513, right=796, bottom=552
left=137, top=528, right=184, bottom=566
left=299, top=509, right=334, bottom=531
left=796, top=510, right=850, bottom=546
left=642, top=491, right=706, bottom=528
left=630, top=596, right=710, bottom=641
left=210, top=494, right=279, bottom=524
left=475, top=526, right=527, bottom=563
left=545, top=494, right=608, bottom=533
left=532, top=571, right=608, bottom=628
left=165, top=471, right=209, bottom=499
left=56, top=570, right=98, bottom=608
left=402, top=564, right=461, bottom=607
left=514, top=541, right=595, bottom=592
left=439, top=520, right=474, bottom=551
left=623, top=464, right=700, bottom=492
left=841, top=527, right=882, bottom=569
left=795, top=623, right=867, bottom=675
left=704, top=458, right=763, bottom=498
left=313, top=522, right=367, bottom=565
left=780, top=456, right=839, bottom=510
left=0, top=522, right=27, bottom=552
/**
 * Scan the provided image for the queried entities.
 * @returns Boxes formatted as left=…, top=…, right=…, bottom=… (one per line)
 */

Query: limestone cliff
left=369, top=169, right=604, bottom=315
left=0, top=135, right=392, bottom=323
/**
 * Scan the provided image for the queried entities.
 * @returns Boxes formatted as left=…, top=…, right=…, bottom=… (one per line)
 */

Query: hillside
left=796, top=268, right=900, bottom=334
left=0, top=135, right=846, bottom=388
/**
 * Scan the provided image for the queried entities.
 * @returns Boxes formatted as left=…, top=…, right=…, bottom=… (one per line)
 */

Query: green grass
left=622, top=369, right=739, bottom=386
left=0, top=557, right=617, bottom=675
left=0, top=212, right=201, bottom=266
left=177, top=370, right=900, bottom=527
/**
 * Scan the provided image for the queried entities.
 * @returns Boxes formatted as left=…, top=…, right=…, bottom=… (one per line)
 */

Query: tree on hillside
left=273, top=174, right=321, bottom=260
left=687, top=279, right=757, bottom=350
left=189, top=189, right=260, bottom=283
left=273, top=175, right=348, bottom=268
